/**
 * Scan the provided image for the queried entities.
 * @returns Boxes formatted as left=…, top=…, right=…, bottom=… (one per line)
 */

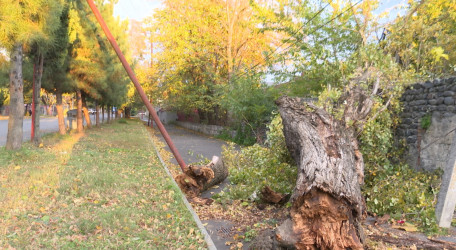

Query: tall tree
left=68, top=0, right=129, bottom=129
left=151, top=0, right=270, bottom=124
left=253, top=0, right=363, bottom=95
left=0, top=0, right=64, bottom=149
left=42, top=3, right=73, bottom=135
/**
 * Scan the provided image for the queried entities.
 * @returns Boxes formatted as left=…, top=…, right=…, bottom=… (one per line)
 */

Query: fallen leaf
left=392, top=222, right=418, bottom=232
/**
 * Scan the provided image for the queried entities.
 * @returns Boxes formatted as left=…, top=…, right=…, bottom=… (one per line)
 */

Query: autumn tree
left=384, top=0, right=456, bottom=77
left=68, top=0, right=129, bottom=130
left=0, top=0, right=65, bottom=149
left=151, top=0, right=270, bottom=124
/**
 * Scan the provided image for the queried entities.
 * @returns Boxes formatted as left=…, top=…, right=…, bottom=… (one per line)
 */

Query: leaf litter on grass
left=0, top=119, right=205, bottom=249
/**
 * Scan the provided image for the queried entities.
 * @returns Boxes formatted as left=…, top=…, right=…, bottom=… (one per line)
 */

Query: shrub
left=359, top=89, right=444, bottom=234
left=221, top=114, right=297, bottom=200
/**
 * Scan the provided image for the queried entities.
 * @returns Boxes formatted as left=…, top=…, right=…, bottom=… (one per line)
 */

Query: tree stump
left=276, top=96, right=366, bottom=249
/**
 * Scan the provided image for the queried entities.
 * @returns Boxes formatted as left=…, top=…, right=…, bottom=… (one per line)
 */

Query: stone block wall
left=398, top=77, right=456, bottom=171
left=175, top=121, right=236, bottom=138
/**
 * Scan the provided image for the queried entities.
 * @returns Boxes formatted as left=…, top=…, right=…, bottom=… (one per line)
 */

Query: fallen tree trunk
left=175, top=156, right=228, bottom=199
left=276, top=96, right=367, bottom=249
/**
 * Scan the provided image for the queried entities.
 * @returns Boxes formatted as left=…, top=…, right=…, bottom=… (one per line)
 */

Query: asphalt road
left=155, top=124, right=228, bottom=165
left=0, top=114, right=105, bottom=146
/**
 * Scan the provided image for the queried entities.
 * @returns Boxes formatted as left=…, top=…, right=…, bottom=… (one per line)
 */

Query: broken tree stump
left=276, top=96, right=367, bottom=250
left=175, top=156, right=228, bottom=199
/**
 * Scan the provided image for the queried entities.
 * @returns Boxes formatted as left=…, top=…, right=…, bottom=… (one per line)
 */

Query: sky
left=113, top=0, right=162, bottom=21
left=113, top=0, right=407, bottom=22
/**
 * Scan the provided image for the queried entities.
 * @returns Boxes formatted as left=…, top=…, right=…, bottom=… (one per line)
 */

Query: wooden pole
left=86, top=0, right=187, bottom=170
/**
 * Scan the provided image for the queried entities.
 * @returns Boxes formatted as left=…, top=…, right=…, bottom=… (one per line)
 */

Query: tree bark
left=76, top=89, right=83, bottom=133
left=32, top=52, right=44, bottom=145
left=95, top=102, right=100, bottom=127
left=101, top=106, right=104, bottom=123
left=46, top=105, right=53, bottom=116
left=176, top=156, right=228, bottom=198
left=276, top=96, right=366, bottom=250
left=56, top=89, right=65, bottom=135
left=81, top=93, right=91, bottom=128
left=6, top=44, right=24, bottom=150
left=107, top=105, right=111, bottom=123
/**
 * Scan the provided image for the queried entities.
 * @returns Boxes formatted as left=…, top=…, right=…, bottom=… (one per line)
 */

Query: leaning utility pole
left=86, top=0, right=187, bottom=171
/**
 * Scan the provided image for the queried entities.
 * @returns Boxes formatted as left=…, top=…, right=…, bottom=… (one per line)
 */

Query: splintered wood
left=175, top=156, right=227, bottom=203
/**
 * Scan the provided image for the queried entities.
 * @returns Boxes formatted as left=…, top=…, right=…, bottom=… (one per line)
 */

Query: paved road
left=0, top=114, right=108, bottom=146
left=155, top=124, right=227, bottom=165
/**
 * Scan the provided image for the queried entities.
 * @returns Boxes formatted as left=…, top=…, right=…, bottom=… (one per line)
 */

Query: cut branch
left=175, top=156, right=228, bottom=199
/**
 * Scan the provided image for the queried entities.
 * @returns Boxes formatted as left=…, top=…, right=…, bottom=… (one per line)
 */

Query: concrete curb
left=146, top=130, right=217, bottom=250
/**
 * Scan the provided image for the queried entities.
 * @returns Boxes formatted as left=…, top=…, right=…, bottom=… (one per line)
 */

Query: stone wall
left=175, top=121, right=236, bottom=138
left=398, top=77, right=456, bottom=171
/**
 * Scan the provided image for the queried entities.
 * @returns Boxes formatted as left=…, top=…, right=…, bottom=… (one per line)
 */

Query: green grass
left=0, top=119, right=205, bottom=249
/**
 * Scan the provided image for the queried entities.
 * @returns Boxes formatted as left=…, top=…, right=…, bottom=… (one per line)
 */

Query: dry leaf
left=392, top=222, right=418, bottom=232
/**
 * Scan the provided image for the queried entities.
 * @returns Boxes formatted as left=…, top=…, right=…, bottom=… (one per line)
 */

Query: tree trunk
left=46, top=105, right=52, bottom=116
left=32, top=52, right=44, bottom=145
left=276, top=96, right=366, bottom=250
left=176, top=156, right=228, bottom=198
left=6, top=44, right=24, bottom=150
left=95, top=102, right=100, bottom=127
left=56, top=89, right=65, bottom=135
left=107, top=105, right=111, bottom=123
left=81, top=93, right=91, bottom=128
left=76, top=89, right=83, bottom=133
left=124, top=106, right=131, bottom=118
left=101, top=106, right=104, bottom=123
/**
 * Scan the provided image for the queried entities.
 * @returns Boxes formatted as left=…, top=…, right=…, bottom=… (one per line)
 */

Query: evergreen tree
left=0, top=0, right=64, bottom=149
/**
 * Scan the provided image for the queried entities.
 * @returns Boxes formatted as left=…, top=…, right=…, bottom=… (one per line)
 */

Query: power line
left=264, top=1, right=332, bottom=65
left=232, top=1, right=332, bottom=81
left=233, top=0, right=364, bottom=82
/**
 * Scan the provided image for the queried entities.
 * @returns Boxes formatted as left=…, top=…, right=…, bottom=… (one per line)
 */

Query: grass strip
left=0, top=119, right=205, bottom=249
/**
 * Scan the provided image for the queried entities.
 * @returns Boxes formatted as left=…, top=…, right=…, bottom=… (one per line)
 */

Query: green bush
left=363, top=163, right=442, bottom=234
left=359, top=93, right=444, bottom=235
left=215, top=125, right=256, bottom=146
left=221, top=114, right=296, bottom=200
left=220, top=74, right=279, bottom=145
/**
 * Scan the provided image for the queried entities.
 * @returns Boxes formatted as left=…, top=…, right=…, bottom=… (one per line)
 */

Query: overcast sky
left=113, top=0, right=407, bottom=22
left=113, top=0, right=162, bottom=21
